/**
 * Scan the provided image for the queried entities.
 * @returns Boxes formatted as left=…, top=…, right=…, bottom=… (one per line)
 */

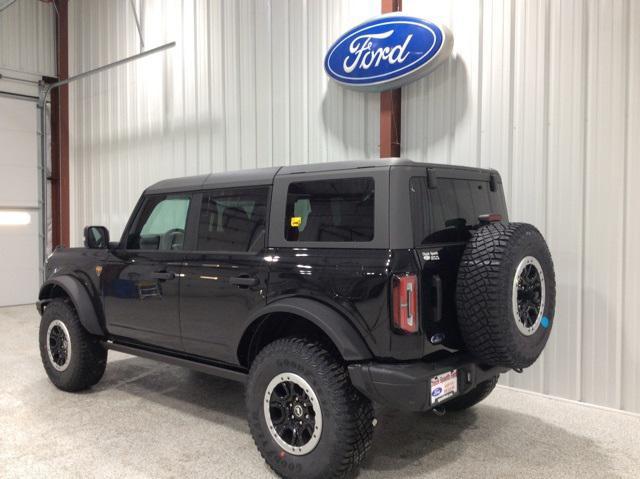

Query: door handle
left=229, top=276, right=259, bottom=287
left=150, top=271, right=176, bottom=281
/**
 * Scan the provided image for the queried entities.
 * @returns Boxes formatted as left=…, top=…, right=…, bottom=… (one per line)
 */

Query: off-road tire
left=246, top=337, right=374, bottom=479
left=444, top=376, right=498, bottom=411
left=456, top=222, right=556, bottom=369
left=39, top=298, right=107, bottom=391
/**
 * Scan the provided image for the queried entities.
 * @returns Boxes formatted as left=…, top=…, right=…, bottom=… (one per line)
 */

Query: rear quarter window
left=410, top=176, right=507, bottom=244
left=284, top=177, right=375, bottom=242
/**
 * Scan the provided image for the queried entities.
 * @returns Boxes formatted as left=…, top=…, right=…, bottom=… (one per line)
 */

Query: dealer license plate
left=430, top=369, right=459, bottom=405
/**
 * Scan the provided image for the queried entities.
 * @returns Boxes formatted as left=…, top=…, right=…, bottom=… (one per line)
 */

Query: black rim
left=268, top=381, right=317, bottom=448
left=516, top=264, right=543, bottom=328
left=49, top=325, right=69, bottom=367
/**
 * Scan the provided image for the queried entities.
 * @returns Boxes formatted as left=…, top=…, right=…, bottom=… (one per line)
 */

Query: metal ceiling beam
left=44, top=41, right=175, bottom=93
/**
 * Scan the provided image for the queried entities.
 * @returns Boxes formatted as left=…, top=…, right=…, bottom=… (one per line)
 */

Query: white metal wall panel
left=623, top=0, right=640, bottom=415
left=68, top=0, right=640, bottom=413
left=68, top=0, right=380, bottom=241
left=580, top=0, right=629, bottom=412
left=402, top=0, right=640, bottom=413
left=0, top=0, right=56, bottom=77
left=543, top=0, right=587, bottom=402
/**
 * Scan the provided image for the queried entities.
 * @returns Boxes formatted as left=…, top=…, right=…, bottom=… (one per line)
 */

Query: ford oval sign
left=324, top=13, right=453, bottom=92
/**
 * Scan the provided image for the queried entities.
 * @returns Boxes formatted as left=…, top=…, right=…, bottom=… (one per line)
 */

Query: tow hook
left=432, top=407, right=446, bottom=416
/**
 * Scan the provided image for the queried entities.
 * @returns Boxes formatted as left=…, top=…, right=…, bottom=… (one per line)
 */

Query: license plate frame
left=430, top=369, right=459, bottom=406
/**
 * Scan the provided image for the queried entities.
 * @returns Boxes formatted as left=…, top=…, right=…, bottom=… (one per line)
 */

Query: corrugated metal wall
left=401, top=0, right=640, bottom=414
left=0, top=0, right=56, bottom=77
left=68, top=0, right=380, bottom=239
left=68, top=0, right=640, bottom=413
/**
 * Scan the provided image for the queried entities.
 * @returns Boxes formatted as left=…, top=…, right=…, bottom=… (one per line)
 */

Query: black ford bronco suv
left=38, top=159, right=555, bottom=479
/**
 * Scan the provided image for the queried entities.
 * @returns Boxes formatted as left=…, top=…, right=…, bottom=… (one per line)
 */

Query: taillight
left=392, top=273, right=419, bottom=334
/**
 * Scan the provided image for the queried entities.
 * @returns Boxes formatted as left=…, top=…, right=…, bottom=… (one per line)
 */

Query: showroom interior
left=1, top=0, right=639, bottom=478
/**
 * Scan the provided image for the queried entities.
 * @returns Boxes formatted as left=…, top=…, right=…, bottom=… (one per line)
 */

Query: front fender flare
left=39, top=275, right=105, bottom=336
left=243, top=297, right=373, bottom=362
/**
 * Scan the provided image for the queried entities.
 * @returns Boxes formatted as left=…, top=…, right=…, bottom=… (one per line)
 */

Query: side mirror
left=84, top=226, right=110, bottom=249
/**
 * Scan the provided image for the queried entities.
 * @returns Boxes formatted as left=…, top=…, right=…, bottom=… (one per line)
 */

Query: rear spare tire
left=456, top=222, right=555, bottom=369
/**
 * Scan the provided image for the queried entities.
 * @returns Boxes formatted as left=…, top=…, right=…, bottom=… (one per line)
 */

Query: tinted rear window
left=284, top=178, right=374, bottom=242
left=410, top=176, right=507, bottom=244
left=197, top=187, right=269, bottom=252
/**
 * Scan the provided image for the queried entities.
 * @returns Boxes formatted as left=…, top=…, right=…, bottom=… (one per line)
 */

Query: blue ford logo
left=432, top=387, right=443, bottom=397
left=324, top=13, right=453, bottom=92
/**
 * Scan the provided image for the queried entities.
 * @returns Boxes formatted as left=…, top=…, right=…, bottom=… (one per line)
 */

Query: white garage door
left=0, top=95, right=40, bottom=307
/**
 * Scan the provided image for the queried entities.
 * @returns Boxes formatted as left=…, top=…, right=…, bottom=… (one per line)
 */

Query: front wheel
left=246, top=338, right=374, bottom=479
left=39, top=298, right=107, bottom=392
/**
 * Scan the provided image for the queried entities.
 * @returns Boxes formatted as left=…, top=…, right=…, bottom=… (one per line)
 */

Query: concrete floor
left=1, top=304, right=639, bottom=479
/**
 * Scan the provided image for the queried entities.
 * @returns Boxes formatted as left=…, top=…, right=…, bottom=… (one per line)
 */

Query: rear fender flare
left=241, top=297, right=373, bottom=363
left=39, top=276, right=105, bottom=336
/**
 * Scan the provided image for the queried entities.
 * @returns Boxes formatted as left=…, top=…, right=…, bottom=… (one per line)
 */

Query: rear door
left=179, top=186, right=270, bottom=365
left=102, top=193, right=193, bottom=351
left=410, top=169, right=508, bottom=350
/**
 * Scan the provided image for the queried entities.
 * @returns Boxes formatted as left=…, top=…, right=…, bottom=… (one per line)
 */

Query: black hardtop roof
left=145, top=158, right=496, bottom=194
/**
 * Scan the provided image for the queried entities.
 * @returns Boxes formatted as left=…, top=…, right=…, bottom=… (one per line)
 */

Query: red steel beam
left=51, top=0, right=70, bottom=247
left=380, top=0, right=401, bottom=158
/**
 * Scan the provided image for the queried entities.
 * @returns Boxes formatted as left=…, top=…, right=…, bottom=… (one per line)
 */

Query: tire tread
left=247, top=337, right=374, bottom=479
left=39, top=298, right=107, bottom=392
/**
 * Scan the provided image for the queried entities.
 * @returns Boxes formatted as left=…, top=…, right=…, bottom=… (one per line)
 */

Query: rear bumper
left=348, top=352, right=508, bottom=412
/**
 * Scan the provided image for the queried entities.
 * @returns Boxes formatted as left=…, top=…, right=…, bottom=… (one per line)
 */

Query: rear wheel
left=246, top=337, right=374, bottom=479
left=444, top=376, right=498, bottom=411
left=39, top=299, right=107, bottom=392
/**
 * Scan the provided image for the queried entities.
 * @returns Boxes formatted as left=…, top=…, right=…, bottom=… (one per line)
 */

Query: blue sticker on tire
left=541, top=316, right=550, bottom=328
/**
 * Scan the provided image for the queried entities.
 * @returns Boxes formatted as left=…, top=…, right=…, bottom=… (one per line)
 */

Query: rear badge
left=422, top=250, right=440, bottom=261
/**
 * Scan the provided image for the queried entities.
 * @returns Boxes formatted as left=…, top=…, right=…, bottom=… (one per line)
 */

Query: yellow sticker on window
left=290, top=216, right=302, bottom=227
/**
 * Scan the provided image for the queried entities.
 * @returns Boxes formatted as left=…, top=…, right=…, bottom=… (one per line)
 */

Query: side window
left=127, top=195, right=191, bottom=250
left=284, top=177, right=375, bottom=242
left=197, top=187, right=269, bottom=252
left=410, top=176, right=506, bottom=244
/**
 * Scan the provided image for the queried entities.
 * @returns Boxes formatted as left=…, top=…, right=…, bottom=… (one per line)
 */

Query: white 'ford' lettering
left=342, top=30, right=413, bottom=73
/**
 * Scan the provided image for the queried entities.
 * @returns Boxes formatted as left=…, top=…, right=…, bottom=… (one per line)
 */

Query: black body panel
left=102, top=250, right=184, bottom=351
left=179, top=250, right=268, bottom=364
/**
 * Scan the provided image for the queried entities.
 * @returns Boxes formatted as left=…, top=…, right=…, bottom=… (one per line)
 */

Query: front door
left=180, top=186, right=270, bottom=365
left=103, top=193, right=193, bottom=351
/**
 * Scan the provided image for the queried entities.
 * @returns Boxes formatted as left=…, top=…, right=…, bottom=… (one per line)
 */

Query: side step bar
left=104, top=341, right=248, bottom=384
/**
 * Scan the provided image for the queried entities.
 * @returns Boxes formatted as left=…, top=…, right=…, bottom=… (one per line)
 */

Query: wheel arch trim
left=239, top=297, right=373, bottom=365
left=38, top=276, right=105, bottom=336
